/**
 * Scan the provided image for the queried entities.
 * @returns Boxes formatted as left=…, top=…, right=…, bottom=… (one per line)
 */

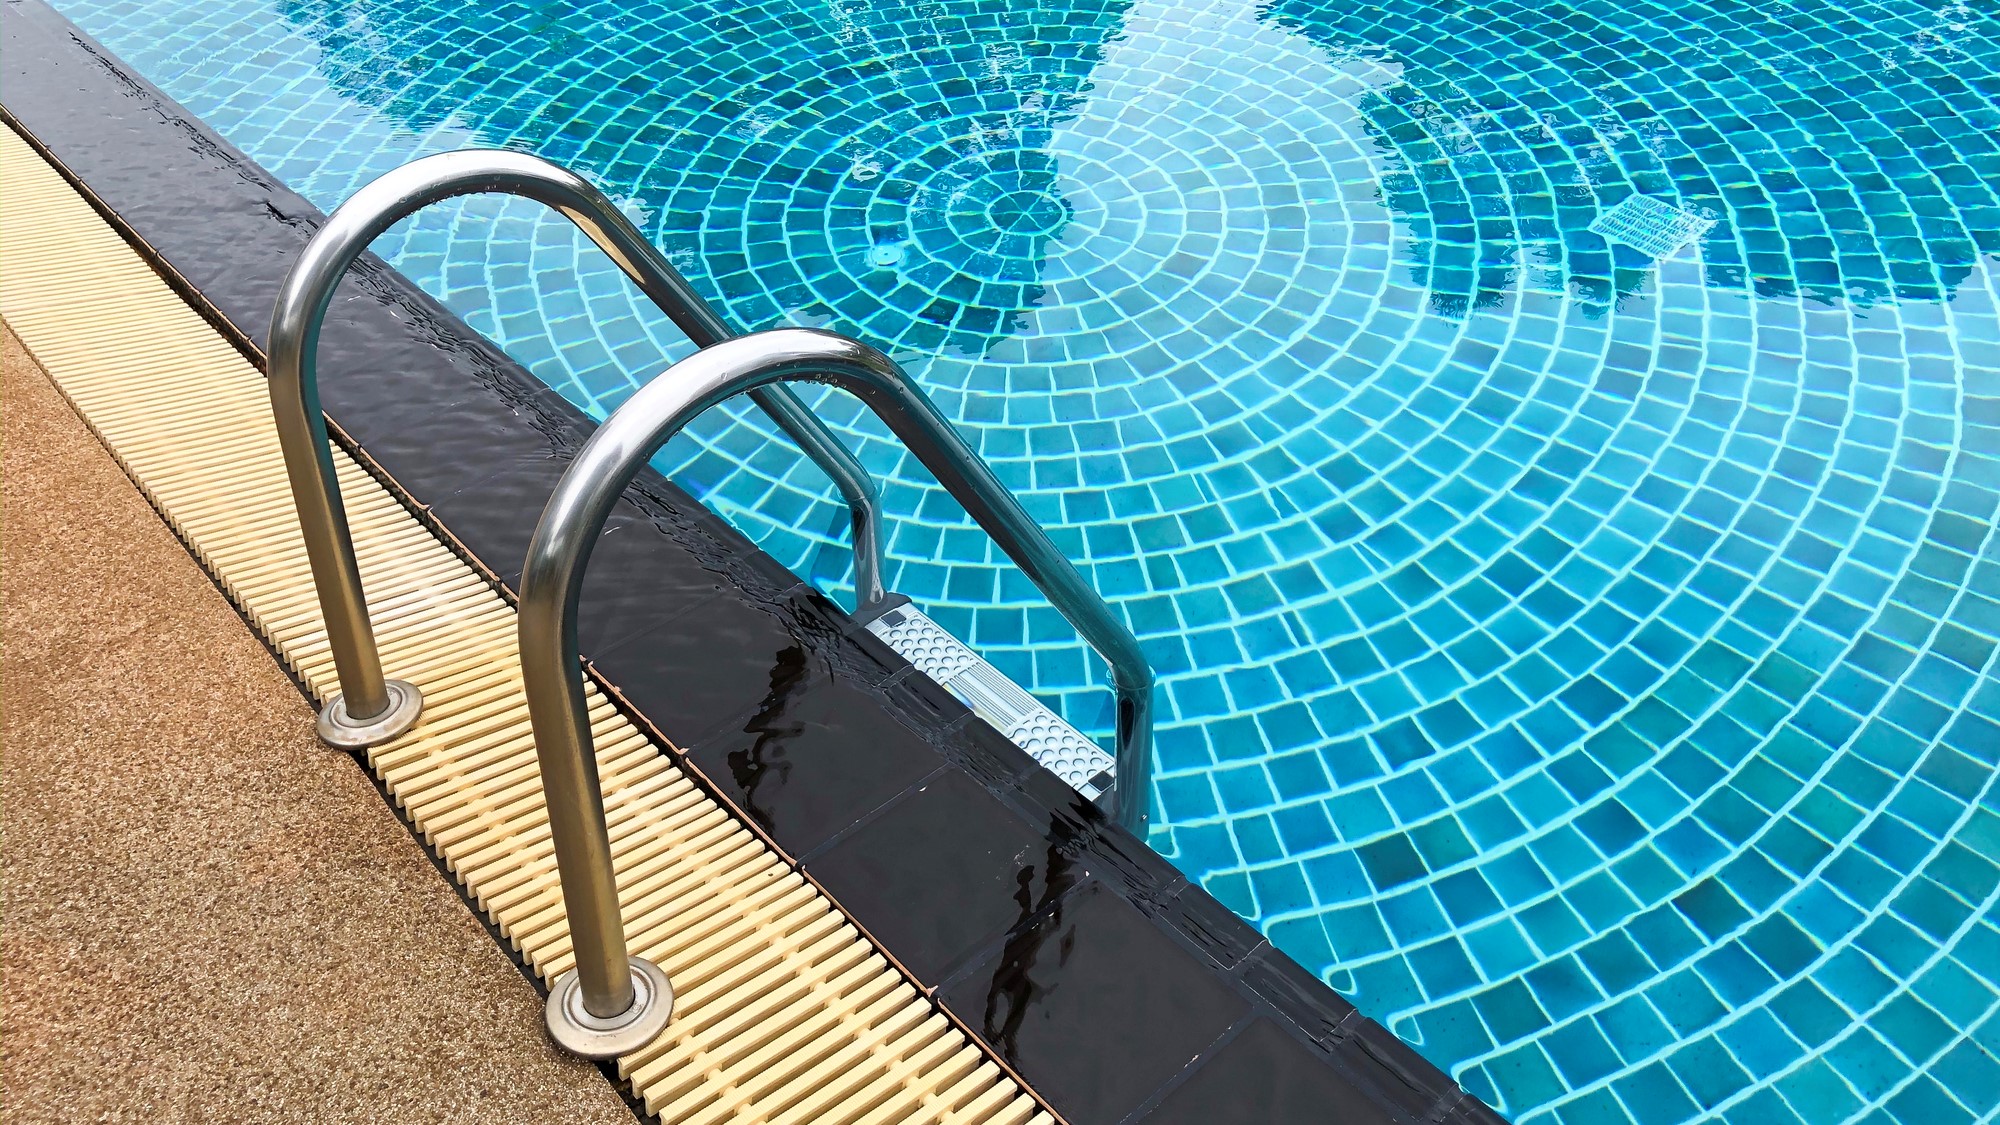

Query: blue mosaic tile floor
left=52, top=0, right=2000, bottom=1119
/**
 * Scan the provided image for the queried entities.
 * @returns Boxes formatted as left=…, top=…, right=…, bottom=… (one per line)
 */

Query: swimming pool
left=49, top=0, right=2000, bottom=1119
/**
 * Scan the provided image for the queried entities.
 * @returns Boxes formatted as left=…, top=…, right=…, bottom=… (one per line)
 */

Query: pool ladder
left=266, top=150, right=1155, bottom=1058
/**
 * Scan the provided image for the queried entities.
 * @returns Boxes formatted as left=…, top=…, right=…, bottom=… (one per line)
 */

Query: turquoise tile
left=62, top=0, right=2000, bottom=1119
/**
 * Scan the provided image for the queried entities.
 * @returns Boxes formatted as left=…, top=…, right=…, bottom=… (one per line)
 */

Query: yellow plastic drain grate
left=0, top=126, right=1053, bottom=1125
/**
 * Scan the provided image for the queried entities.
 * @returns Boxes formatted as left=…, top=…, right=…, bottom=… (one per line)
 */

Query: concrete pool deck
left=1, top=322, right=635, bottom=1123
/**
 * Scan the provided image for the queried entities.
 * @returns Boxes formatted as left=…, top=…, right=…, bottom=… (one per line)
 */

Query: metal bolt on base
left=316, top=679, right=423, bottom=749
left=546, top=958, right=674, bottom=1060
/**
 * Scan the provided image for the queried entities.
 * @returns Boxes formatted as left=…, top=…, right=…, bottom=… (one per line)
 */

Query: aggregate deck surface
left=0, top=324, right=637, bottom=1124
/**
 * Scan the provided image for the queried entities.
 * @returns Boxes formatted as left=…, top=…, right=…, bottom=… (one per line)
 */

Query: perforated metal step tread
left=1588, top=194, right=1716, bottom=258
left=867, top=604, right=1116, bottom=801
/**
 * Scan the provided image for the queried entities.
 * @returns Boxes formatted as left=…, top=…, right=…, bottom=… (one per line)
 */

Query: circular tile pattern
left=57, top=0, right=2000, bottom=1121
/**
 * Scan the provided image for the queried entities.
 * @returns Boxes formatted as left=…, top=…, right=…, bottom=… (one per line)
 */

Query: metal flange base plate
left=546, top=958, right=675, bottom=1060
left=316, top=679, right=423, bottom=748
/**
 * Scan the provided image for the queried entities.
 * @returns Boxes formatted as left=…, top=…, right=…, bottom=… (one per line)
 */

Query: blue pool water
left=53, top=0, right=2000, bottom=1119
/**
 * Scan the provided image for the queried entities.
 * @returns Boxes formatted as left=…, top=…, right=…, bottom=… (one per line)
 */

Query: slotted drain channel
left=0, top=123, right=1055, bottom=1125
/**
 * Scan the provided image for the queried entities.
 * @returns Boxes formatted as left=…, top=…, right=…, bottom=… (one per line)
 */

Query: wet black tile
left=784, top=587, right=913, bottom=688
left=422, top=450, right=573, bottom=585
left=350, top=410, right=545, bottom=511
left=949, top=722, right=1255, bottom=968
left=311, top=320, right=544, bottom=453
left=1331, top=1016, right=1459, bottom=1122
left=723, top=520, right=830, bottom=598
left=589, top=591, right=809, bottom=749
left=573, top=511, right=743, bottom=658
left=929, top=720, right=1218, bottom=928
left=1136, top=1018, right=1397, bottom=1125
left=1443, top=1093, right=1514, bottom=1124
left=0, top=5, right=598, bottom=506
left=679, top=655, right=951, bottom=854
left=992, top=757, right=1184, bottom=911
left=940, top=879, right=1248, bottom=1124
left=1232, top=949, right=1449, bottom=1122
left=3, top=13, right=305, bottom=331
left=939, top=706, right=1062, bottom=792
left=839, top=610, right=918, bottom=668
left=1237, top=943, right=1356, bottom=1046
left=880, top=664, right=975, bottom=731
left=920, top=712, right=1024, bottom=792
left=342, top=387, right=575, bottom=503
left=1156, top=879, right=1268, bottom=973
left=612, top=473, right=769, bottom=568
left=806, top=770, right=1082, bottom=983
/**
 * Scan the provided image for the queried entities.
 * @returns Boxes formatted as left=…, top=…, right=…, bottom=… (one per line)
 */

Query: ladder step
left=867, top=604, right=1116, bottom=801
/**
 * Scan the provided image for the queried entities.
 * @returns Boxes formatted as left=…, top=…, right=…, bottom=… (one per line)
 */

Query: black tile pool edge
left=0, top=5, right=1508, bottom=1122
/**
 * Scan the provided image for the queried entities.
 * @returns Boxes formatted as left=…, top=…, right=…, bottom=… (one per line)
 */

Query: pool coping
left=0, top=3, right=1507, bottom=1121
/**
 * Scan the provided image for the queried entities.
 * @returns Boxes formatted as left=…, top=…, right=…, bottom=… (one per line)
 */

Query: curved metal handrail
left=268, top=149, right=889, bottom=749
left=518, top=328, right=1155, bottom=1054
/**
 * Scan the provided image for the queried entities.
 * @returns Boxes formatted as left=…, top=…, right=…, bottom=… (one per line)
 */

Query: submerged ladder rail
left=519, top=328, right=1155, bottom=1054
left=268, top=149, right=888, bottom=749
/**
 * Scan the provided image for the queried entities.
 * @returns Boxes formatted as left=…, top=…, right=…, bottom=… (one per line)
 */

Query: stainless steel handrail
left=519, top=328, right=1155, bottom=1055
left=268, top=149, right=890, bottom=749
